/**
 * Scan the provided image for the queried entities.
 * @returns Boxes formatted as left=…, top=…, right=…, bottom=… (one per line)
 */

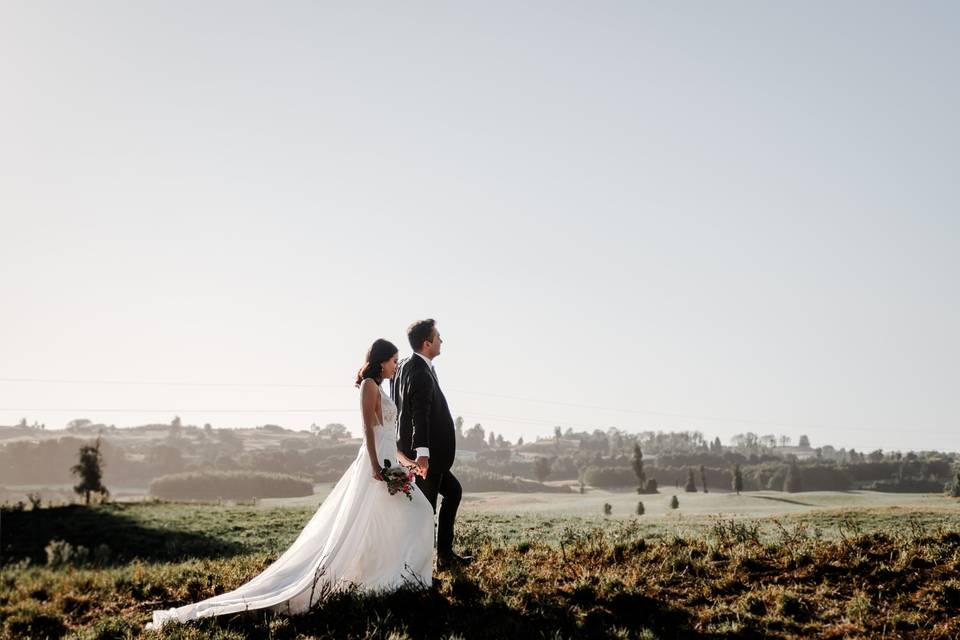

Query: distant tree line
left=2, top=418, right=958, bottom=497
left=0, top=426, right=360, bottom=487
left=149, top=471, right=313, bottom=501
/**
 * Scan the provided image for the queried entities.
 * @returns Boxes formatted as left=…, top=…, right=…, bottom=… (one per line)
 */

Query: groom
left=392, top=318, right=471, bottom=569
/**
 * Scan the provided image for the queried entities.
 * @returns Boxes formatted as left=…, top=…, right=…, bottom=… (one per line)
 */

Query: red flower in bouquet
left=380, top=459, right=415, bottom=501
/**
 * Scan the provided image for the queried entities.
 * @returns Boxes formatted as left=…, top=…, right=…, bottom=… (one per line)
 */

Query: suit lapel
left=412, top=353, right=439, bottom=386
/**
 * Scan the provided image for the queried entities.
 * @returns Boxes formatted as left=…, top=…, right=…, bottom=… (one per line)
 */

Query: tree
left=149, top=444, right=185, bottom=474
left=533, top=456, right=553, bottom=483
left=636, top=501, right=645, bottom=515
left=455, top=416, right=465, bottom=441
left=488, top=432, right=496, bottom=448
left=733, top=464, right=743, bottom=495
left=699, top=464, right=708, bottom=493
left=311, top=423, right=350, bottom=440
left=168, top=415, right=183, bottom=440
left=685, top=468, right=697, bottom=492
left=670, top=495, right=679, bottom=509
left=603, top=502, right=612, bottom=516
left=784, top=459, right=802, bottom=493
left=495, top=434, right=506, bottom=448
left=798, top=434, right=811, bottom=449
left=464, top=423, right=486, bottom=451
left=631, top=444, right=647, bottom=492
left=610, top=431, right=624, bottom=457
left=951, top=470, right=960, bottom=498
left=517, top=436, right=524, bottom=446
left=731, top=432, right=759, bottom=451
left=710, top=436, right=723, bottom=453
left=71, top=436, right=108, bottom=505
left=217, top=428, right=244, bottom=455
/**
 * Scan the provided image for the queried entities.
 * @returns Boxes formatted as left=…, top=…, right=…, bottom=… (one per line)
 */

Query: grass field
left=2, top=491, right=960, bottom=639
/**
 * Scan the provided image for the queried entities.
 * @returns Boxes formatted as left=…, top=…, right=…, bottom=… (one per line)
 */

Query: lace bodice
left=378, top=387, right=397, bottom=429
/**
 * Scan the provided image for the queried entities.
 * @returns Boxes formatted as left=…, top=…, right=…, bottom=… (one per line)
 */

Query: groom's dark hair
left=407, top=319, right=436, bottom=352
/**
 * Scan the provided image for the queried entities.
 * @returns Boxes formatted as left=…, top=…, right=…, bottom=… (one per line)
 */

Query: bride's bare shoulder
left=359, top=378, right=380, bottom=398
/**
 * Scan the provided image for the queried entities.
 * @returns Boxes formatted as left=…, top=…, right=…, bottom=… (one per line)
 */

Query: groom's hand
left=415, top=456, right=429, bottom=478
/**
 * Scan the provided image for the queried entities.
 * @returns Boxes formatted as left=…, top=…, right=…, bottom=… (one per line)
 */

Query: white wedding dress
left=148, top=386, right=434, bottom=629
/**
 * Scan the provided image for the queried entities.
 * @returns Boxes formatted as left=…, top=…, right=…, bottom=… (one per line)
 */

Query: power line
left=0, top=408, right=352, bottom=413
left=0, top=377, right=345, bottom=389
left=0, top=375, right=854, bottom=429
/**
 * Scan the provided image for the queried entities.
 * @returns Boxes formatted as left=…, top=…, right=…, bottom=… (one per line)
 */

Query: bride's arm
left=359, top=379, right=384, bottom=481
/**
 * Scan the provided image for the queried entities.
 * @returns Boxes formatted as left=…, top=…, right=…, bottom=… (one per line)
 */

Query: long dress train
left=147, top=387, right=433, bottom=629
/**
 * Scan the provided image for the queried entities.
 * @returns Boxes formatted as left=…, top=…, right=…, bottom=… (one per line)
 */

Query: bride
left=147, top=339, right=435, bottom=629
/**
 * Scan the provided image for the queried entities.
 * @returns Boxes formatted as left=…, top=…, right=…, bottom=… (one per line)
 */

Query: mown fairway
left=2, top=493, right=960, bottom=639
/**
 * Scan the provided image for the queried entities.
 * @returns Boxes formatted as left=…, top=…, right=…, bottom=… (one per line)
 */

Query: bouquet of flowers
left=380, top=459, right=416, bottom=501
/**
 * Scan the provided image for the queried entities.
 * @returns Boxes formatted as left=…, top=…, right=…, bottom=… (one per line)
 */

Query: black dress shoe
left=437, top=551, right=473, bottom=570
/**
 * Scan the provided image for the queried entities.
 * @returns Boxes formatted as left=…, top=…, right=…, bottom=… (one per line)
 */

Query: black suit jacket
left=391, top=354, right=456, bottom=473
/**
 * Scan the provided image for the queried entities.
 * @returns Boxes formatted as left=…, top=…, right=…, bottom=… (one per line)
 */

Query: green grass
left=3, top=496, right=960, bottom=639
left=1, top=502, right=316, bottom=564
left=6, top=497, right=959, bottom=565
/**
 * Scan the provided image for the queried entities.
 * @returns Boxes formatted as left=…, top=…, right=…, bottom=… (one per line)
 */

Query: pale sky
left=1, top=2, right=958, bottom=452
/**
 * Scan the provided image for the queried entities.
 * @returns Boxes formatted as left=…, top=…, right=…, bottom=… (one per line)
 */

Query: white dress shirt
left=413, top=352, right=434, bottom=459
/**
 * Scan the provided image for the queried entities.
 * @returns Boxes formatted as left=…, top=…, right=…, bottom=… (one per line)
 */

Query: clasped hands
left=397, top=452, right=429, bottom=479
left=413, top=455, right=429, bottom=479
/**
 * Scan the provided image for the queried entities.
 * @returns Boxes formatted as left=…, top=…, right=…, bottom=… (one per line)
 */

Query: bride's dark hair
left=355, top=339, right=399, bottom=388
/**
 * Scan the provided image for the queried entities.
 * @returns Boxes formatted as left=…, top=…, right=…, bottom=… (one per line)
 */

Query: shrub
left=533, top=456, right=553, bottom=483
left=684, top=468, right=697, bottom=492
left=475, top=449, right=512, bottom=463
left=582, top=466, right=635, bottom=487
left=867, top=478, right=946, bottom=493
left=784, top=461, right=803, bottom=493
left=93, top=543, right=112, bottom=565
left=45, top=539, right=90, bottom=568
left=603, top=503, right=612, bottom=516
left=636, top=501, right=645, bottom=515
left=670, top=495, right=679, bottom=509
left=455, top=466, right=571, bottom=493
left=149, top=471, right=313, bottom=501
left=313, top=454, right=357, bottom=481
